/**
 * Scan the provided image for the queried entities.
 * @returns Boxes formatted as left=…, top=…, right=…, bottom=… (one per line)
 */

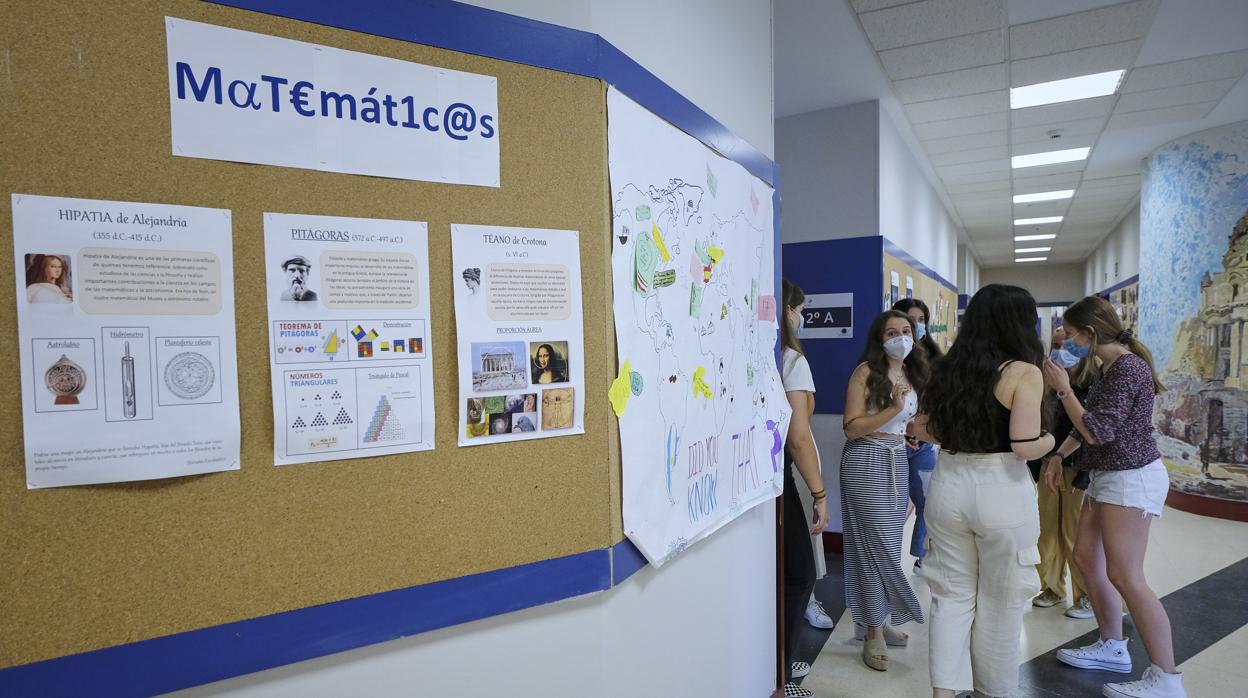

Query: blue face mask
left=915, top=322, right=927, bottom=340
left=1050, top=348, right=1079, bottom=368
left=1063, top=336, right=1090, bottom=359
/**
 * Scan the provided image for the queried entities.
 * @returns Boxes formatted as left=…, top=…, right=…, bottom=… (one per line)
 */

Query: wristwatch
left=1055, top=388, right=1073, bottom=400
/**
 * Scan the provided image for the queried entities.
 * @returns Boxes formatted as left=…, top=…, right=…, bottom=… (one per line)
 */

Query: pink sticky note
left=689, top=252, right=703, bottom=281
left=757, top=295, right=777, bottom=322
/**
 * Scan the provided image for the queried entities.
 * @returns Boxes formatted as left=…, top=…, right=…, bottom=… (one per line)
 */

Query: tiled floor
left=794, top=505, right=1248, bottom=697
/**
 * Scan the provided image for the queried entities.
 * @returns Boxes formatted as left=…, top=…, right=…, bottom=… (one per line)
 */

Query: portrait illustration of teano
left=280, top=255, right=318, bottom=302
left=462, top=267, right=481, bottom=295
left=25, top=254, right=73, bottom=304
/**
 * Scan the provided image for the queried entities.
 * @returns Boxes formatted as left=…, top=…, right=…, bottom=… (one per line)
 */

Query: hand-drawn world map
left=608, top=88, right=789, bottom=566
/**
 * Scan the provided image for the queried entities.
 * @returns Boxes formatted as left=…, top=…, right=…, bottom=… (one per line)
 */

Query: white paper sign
left=263, top=213, right=435, bottom=464
left=166, top=17, right=500, bottom=187
left=607, top=88, right=789, bottom=566
left=451, top=224, right=585, bottom=445
left=11, top=193, right=240, bottom=488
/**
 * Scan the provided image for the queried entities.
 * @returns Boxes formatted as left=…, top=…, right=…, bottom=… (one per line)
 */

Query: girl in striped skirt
left=840, top=310, right=928, bottom=671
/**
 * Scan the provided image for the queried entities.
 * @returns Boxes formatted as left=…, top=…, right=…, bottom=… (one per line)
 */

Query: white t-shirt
left=782, top=348, right=816, bottom=393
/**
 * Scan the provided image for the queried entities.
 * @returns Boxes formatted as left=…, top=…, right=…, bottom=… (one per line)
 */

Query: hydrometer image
left=122, top=341, right=137, bottom=419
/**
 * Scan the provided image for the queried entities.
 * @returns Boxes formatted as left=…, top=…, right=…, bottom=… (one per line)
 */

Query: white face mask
left=883, top=335, right=913, bottom=360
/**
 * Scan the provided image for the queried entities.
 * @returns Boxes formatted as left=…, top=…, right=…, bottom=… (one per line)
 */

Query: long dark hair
left=892, top=298, right=942, bottom=358
left=922, top=284, right=1045, bottom=452
left=781, top=279, right=804, bottom=356
left=1064, top=295, right=1164, bottom=394
left=859, top=310, right=929, bottom=413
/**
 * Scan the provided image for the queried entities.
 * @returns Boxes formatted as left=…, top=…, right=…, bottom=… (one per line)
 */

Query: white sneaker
left=1058, top=637, right=1132, bottom=673
left=1033, top=589, right=1063, bottom=607
left=791, top=661, right=811, bottom=678
left=805, top=598, right=835, bottom=629
left=1066, top=596, right=1095, bottom=619
left=1102, top=665, right=1186, bottom=698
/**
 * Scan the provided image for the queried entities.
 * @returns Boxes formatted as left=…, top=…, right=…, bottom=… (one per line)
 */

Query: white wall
left=465, top=0, right=775, bottom=158
left=878, top=108, right=959, bottom=283
left=980, top=263, right=1086, bottom=304
left=163, top=3, right=780, bottom=697
left=1085, top=203, right=1142, bottom=295
left=775, top=101, right=879, bottom=242
left=957, top=244, right=981, bottom=296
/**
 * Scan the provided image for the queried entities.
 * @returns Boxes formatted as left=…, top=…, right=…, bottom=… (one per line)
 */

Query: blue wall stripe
left=1095, top=273, right=1140, bottom=297
left=611, top=537, right=650, bottom=585
left=0, top=2, right=785, bottom=695
left=881, top=236, right=957, bottom=292
left=1036, top=301, right=1075, bottom=308
left=204, top=0, right=777, bottom=186
left=0, top=549, right=610, bottom=698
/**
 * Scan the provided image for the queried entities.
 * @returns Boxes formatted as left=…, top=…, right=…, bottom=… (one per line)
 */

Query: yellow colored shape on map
left=720, top=304, right=727, bottom=319
left=692, top=366, right=713, bottom=400
left=652, top=222, right=671, bottom=263
left=707, top=245, right=725, bottom=263
left=609, top=359, right=633, bottom=416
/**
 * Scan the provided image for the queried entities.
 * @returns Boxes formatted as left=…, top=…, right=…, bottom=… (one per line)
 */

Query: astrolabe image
left=45, top=354, right=86, bottom=405
left=164, top=352, right=216, bottom=400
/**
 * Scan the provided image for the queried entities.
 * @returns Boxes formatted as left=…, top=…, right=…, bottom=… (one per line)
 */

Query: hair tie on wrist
left=1117, top=329, right=1134, bottom=343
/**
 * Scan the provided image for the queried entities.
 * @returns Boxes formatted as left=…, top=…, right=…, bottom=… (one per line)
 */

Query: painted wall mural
left=1141, top=120, right=1248, bottom=503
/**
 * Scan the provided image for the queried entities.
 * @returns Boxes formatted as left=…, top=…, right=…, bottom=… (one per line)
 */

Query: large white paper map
left=608, top=88, right=789, bottom=566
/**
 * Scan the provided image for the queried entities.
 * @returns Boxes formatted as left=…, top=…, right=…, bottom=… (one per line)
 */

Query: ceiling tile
left=1010, top=95, right=1115, bottom=127
left=1013, top=201, right=1071, bottom=219
left=879, top=29, right=1005, bottom=80
left=851, top=0, right=921, bottom=12
left=906, top=90, right=1007, bottom=123
left=895, top=64, right=1009, bottom=103
left=947, top=179, right=1013, bottom=195
left=1009, top=0, right=1156, bottom=60
left=1011, top=171, right=1083, bottom=192
left=1114, top=79, right=1238, bottom=114
left=930, top=145, right=1011, bottom=166
left=1106, top=102, right=1216, bottom=129
left=859, top=0, right=1005, bottom=51
left=912, top=111, right=1008, bottom=139
left=1123, top=49, right=1248, bottom=92
left=938, top=158, right=1010, bottom=178
left=1074, top=185, right=1138, bottom=201
left=923, top=130, right=1009, bottom=154
left=1010, top=40, right=1141, bottom=88
left=942, top=169, right=1010, bottom=184
left=1080, top=174, right=1140, bottom=190
left=1011, top=117, right=1105, bottom=145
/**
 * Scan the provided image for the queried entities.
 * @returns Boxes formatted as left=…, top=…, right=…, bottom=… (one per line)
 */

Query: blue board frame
left=0, top=1, right=781, bottom=695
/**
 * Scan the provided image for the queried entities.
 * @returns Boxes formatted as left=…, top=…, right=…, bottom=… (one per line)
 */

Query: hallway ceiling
left=775, top=0, right=1248, bottom=269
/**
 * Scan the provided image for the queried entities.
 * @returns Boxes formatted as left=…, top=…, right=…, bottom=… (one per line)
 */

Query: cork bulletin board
left=0, top=0, right=618, bottom=670
left=883, top=248, right=959, bottom=351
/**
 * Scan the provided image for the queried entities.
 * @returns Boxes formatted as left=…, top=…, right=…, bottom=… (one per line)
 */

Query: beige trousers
left=924, top=451, right=1041, bottom=696
left=1036, top=466, right=1086, bottom=602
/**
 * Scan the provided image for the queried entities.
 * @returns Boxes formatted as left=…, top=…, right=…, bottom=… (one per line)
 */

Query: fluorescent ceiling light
left=1016, top=257, right=1048, bottom=263
left=1013, top=189, right=1075, bottom=204
left=1011, top=147, right=1091, bottom=169
left=1015, top=246, right=1052, bottom=253
left=1015, top=233, right=1057, bottom=241
left=1010, top=70, right=1126, bottom=109
left=1014, top=216, right=1064, bottom=225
